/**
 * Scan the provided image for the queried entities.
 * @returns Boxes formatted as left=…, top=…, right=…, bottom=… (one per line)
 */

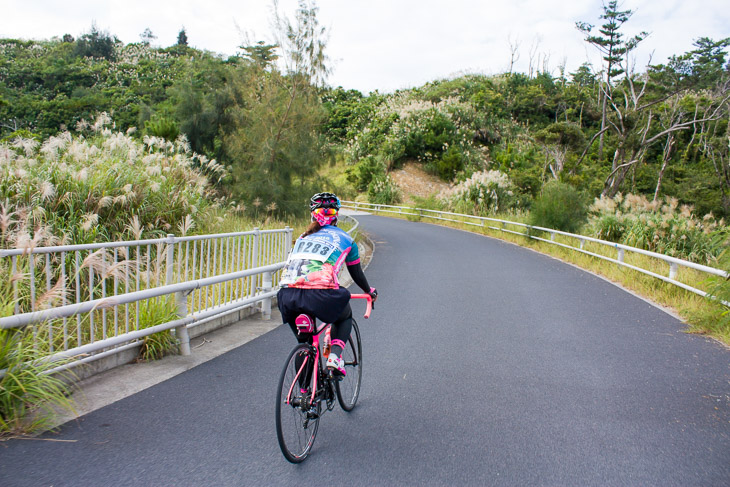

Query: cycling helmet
left=310, top=192, right=340, bottom=226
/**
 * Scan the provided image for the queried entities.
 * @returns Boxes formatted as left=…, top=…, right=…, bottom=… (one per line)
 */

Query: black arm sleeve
left=346, top=262, right=371, bottom=293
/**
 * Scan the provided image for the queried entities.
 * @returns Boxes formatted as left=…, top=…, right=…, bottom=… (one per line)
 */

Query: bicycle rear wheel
left=276, top=344, right=320, bottom=463
left=336, top=319, right=362, bottom=411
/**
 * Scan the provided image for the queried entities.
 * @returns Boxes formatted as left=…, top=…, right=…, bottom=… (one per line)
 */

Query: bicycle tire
left=275, top=344, right=320, bottom=463
left=336, top=319, right=362, bottom=411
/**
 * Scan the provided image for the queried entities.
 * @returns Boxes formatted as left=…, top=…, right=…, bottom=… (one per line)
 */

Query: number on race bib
left=290, top=238, right=335, bottom=262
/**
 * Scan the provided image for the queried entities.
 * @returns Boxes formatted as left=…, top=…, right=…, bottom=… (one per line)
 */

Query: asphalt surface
left=1, top=214, right=729, bottom=486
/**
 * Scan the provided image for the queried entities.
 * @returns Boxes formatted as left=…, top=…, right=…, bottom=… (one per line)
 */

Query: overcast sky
left=2, top=0, right=729, bottom=94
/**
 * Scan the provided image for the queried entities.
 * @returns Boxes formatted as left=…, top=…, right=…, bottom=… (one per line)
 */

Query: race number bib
left=289, top=238, right=336, bottom=262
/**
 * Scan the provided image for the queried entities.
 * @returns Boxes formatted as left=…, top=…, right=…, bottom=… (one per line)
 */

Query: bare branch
left=576, top=126, right=612, bottom=166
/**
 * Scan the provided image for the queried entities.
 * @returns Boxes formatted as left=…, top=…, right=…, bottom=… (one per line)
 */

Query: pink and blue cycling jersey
left=280, top=225, right=361, bottom=289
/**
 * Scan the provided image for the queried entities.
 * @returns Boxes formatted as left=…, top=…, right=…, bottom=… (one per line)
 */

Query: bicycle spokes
left=276, top=345, right=320, bottom=463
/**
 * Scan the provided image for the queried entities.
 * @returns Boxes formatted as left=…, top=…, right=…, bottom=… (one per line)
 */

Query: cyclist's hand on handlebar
left=368, top=287, right=378, bottom=309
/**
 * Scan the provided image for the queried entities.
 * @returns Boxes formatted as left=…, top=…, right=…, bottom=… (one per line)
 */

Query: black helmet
left=309, top=192, right=341, bottom=212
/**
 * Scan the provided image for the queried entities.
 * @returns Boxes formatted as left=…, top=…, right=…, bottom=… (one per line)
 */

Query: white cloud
left=2, top=0, right=729, bottom=93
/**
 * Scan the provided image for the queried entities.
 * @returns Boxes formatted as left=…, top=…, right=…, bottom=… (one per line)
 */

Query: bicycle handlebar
left=350, top=293, right=373, bottom=319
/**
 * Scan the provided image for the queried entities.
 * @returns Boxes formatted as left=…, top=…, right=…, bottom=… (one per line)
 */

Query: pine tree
left=576, top=1, right=648, bottom=157
left=177, top=28, right=188, bottom=47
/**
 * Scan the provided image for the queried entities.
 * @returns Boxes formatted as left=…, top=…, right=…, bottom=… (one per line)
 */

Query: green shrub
left=440, top=169, right=517, bottom=214
left=529, top=181, right=587, bottom=233
left=588, top=194, right=728, bottom=265
left=427, top=146, right=465, bottom=181
left=346, top=156, right=387, bottom=192
left=0, top=328, right=75, bottom=436
left=137, top=296, right=179, bottom=361
left=144, top=116, right=180, bottom=141
left=367, top=174, right=402, bottom=205
left=344, top=93, right=490, bottom=183
left=592, top=214, right=626, bottom=242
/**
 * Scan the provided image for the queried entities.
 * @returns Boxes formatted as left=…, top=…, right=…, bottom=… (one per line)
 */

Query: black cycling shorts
left=277, top=286, right=351, bottom=325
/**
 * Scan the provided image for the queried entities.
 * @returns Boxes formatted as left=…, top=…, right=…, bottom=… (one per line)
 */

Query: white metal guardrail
left=0, top=214, right=361, bottom=375
left=342, top=200, right=729, bottom=305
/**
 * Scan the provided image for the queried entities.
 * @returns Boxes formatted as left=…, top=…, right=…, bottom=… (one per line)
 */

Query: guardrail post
left=166, top=234, right=175, bottom=285
left=261, top=271, right=272, bottom=320
left=550, top=232, right=556, bottom=242
left=252, top=227, right=260, bottom=295
left=669, top=263, right=678, bottom=280
left=175, top=291, right=190, bottom=355
left=284, top=226, right=293, bottom=257
left=617, top=248, right=625, bottom=263
left=579, top=238, right=585, bottom=250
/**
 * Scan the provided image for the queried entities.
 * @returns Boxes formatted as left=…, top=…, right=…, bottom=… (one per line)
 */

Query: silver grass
left=102, top=258, right=137, bottom=282
left=0, top=200, right=16, bottom=235
left=35, top=279, right=68, bottom=310
left=0, top=144, right=16, bottom=164
left=92, top=112, right=112, bottom=132
left=12, top=137, right=39, bottom=157
left=39, top=181, right=56, bottom=201
left=81, top=213, right=99, bottom=232
left=178, top=215, right=195, bottom=236
left=30, top=206, right=46, bottom=223
left=96, top=196, right=113, bottom=211
left=80, top=248, right=109, bottom=275
left=126, top=216, right=143, bottom=240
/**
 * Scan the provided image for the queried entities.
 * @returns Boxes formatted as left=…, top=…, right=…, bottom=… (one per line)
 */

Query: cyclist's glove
left=369, top=287, right=378, bottom=309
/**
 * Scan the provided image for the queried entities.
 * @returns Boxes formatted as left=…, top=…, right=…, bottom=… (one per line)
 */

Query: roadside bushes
left=589, top=193, right=727, bottom=265
left=0, top=328, right=75, bottom=436
left=345, top=93, right=489, bottom=182
left=529, top=181, right=588, bottom=233
left=367, top=174, right=402, bottom=205
left=346, top=155, right=387, bottom=192
left=0, top=113, right=225, bottom=247
left=439, top=169, right=517, bottom=214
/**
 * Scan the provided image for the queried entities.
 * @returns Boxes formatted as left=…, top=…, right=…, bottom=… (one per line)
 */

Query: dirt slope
left=389, top=163, right=450, bottom=204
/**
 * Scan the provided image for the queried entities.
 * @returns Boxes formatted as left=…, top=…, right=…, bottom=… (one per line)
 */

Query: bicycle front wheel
left=336, top=319, right=362, bottom=411
left=276, top=344, right=320, bottom=463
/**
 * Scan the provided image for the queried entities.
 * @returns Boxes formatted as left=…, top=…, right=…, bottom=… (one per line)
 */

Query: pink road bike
left=275, top=294, right=372, bottom=463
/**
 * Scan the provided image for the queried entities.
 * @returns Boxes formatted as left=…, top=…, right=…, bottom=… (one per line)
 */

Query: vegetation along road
left=1, top=214, right=729, bottom=486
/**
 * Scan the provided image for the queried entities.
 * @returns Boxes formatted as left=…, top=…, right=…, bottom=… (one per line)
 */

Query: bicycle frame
left=285, top=294, right=372, bottom=409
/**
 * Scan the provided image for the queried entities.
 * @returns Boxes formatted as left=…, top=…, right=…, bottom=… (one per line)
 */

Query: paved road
left=2, top=215, right=729, bottom=486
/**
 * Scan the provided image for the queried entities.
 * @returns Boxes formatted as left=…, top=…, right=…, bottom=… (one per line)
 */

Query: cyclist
left=277, top=192, right=377, bottom=376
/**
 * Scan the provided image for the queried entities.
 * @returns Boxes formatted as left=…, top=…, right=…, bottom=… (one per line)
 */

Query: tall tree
left=239, top=40, right=279, bottom=68
left=73, top=23, right=117, bottom=61
left=687, top=37, right=730, bottom=89
left=140, top=28, right=156, bottom=46
left=177, top=28, right=188, bottom=47
left=272, top=0, right=330, bottom=86
left=576, top=1, right=648, bottom=158
left=598, top=67, right=729, bottom=198
left=225, top=0, right=331, bottom=216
